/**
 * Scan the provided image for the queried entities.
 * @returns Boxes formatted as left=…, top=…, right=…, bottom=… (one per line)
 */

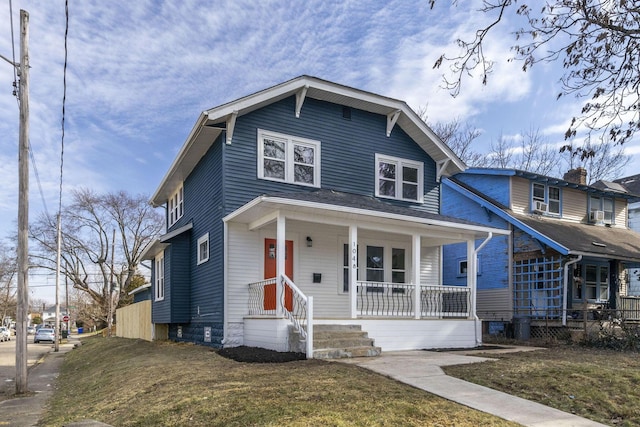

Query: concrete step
left=310, top=324, right=381, bottom=359
left=313, top=336, right=375, bottom=349
left=313, top=324, right=362, bottom=332
left=313, top=345, right=382, bottom=359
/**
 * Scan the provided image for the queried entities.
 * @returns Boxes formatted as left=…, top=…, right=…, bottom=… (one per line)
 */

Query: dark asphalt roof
left=265, top=189, right=489, bottom=228
left=513, top=213, right=640, bottom=262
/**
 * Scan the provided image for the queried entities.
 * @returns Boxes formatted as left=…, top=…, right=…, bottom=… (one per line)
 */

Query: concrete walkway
left=337, top=348, right=607, bottom=427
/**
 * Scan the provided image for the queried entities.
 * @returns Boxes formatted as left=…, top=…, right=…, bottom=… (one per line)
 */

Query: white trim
left=375, top=153, right=424, bottom=203
left=159, top=222, right=193, bottom=243
left=197, top=233, right=209, bottom=265
left=154, top=253, right=165, bottom=302
left=223, top=195, right=511, bottom=237
left=168, top=185, right=184, bottom=227
left=257, top=129, right=321, bottom=188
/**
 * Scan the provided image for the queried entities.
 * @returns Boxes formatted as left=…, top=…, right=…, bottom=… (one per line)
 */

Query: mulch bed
left=217, top=346, right=306, bottom=363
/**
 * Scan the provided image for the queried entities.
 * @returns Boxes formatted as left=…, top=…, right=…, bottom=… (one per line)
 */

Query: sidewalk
left=337, top=347, right=607, bottom=427
left=0, top=336, right=109, bottom=427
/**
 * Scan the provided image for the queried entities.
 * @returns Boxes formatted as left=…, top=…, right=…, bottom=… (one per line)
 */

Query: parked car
left=27, top=326, right=36, bottom=335
left=0, top=327, right=10, bottom=342
left=33, top=328, right=56, bottom=343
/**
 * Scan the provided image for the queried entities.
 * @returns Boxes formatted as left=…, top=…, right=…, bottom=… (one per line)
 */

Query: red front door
left=264, top=239, right=293, bottom=311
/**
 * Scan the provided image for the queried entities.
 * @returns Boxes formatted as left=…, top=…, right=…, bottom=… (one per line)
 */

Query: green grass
left=443, top=345, right=640, bottom=426
left=40, top=337, right=516, bottom=427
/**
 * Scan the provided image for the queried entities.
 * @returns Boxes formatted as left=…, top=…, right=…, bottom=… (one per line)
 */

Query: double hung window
left=375, top=154, right=423, bottom=202
left=155, top=254, right=165, bottom=301
left=258, top=129, right=320, bottom=187
left=168, top=186, right=184, bottom=227
left=589, top=195, right=614, bottom=224
left=531, top=183, right=561, bottom=215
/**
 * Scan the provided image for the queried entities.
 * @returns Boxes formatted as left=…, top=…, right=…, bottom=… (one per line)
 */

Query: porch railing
left=617, top=296, right=640, bottom=321
left=356, top=282, right=471, bottom=319
left=247, top=275, right=314, bottom=358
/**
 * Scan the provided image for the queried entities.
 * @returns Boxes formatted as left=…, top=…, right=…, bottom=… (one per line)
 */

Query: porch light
left=306, top=236, right=313, bottom=247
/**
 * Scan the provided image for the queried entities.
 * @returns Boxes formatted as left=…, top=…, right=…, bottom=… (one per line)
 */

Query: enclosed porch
left=222, top=191, right=508, bottom=357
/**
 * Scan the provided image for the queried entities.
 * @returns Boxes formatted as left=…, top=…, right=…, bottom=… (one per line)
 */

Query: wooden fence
left=116, top=300, right=153, bottom=341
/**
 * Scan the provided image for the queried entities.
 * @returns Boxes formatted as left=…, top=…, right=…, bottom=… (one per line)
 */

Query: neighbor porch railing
left=248, top=275, right=314, bottom=358
left=356, top=282, right=471, bottom=319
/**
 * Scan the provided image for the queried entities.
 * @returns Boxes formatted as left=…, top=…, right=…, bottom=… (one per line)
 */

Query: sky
left=1, top=0, right=639, bottom=302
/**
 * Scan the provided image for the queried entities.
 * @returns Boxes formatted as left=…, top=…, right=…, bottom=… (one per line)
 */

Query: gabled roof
left=463, top=168, right=638, bottom=200
left=443, top=177, right=640, bottom=263
left=614, top=174, right=640, bottom=199
left=151, top=76, right=466, bottom=206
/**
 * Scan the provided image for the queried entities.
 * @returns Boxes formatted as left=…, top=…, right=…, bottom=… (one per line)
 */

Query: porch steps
left=312, top=325, right=381, bottom=359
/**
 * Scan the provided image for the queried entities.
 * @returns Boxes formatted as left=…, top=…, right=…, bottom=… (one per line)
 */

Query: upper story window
left=168, top=185, right=184, bottom=227
left=257, top=129, right=321, bottom=187
left=589, top=195, right=614, bottom=224
left=155, top=253, right=165, bottom=301
left=531, top=183, right=561, bottom=215
left=375, top=154, right=423, bottom=203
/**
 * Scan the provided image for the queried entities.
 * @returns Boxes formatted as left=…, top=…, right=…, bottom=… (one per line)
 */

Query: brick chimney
left=563, top=167, right=587, bottom=185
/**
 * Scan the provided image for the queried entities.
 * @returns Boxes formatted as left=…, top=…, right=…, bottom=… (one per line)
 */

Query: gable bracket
left=295, top=85, right=308, bottom=118
left=225, top=111, right=238, bottom=145
left=436, top=159, right=451, bottom=182
left=386, top=110, right=401, bottom=137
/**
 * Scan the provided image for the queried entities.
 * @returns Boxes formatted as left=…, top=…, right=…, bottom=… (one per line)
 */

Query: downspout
left=473, top=232, right=493, bottom=346
left=562, top=255, right=582, bottom=326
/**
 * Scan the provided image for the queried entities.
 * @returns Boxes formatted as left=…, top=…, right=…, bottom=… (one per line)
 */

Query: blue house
left=141, top=76, right=508, bottom=357
left=441, top=167, right=640, bottom=328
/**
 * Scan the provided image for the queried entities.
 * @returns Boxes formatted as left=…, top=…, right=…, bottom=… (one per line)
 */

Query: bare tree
left=560, top=139, right=631, bottom=184
left=431, top=1, right=640, bottom=150
left=0, top=240, right=17, bottom=327
left=30, top=189, right=164, bottom=333
left=429, top=118, right=488, bottom=166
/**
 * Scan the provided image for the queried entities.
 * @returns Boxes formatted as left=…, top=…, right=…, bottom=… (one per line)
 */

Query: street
left=0, top=335, right=56, bottom=400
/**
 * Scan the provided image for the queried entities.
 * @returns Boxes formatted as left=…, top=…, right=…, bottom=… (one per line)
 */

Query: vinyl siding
left=222, top=96, right=440, bottom=216
left=476, top=288, right=513, bottom=320
left=184, top=135, right=224, bottom=326
left=227, top=220, right=450, bottom=323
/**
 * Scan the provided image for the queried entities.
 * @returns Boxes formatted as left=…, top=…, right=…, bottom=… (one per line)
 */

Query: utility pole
left=15, top=9, right=30, bottom=394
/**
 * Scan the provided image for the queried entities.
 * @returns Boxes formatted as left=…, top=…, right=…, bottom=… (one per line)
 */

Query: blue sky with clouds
left=1, top=1, right=639, bottom=301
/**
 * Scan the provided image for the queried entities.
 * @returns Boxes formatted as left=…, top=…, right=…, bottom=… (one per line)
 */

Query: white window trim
left=375, top=154, right=424, bottom=203
left=456, top=256, right=481, bottom=277
left=338, top=239, right=411, bottom=294
left=168, top=185, right=184, bottom=227
left=197, top=233, right=209, bottom=265
left=531, top=182, right=561, bottom=216
left=589, top=195, right=614, bottom=224
left=257, top=129, right=321, bottom=187
left=155, top=253, right=165, bottom=301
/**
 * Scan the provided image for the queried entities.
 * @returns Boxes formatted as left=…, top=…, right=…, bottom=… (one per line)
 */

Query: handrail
left=356, top=281, right=471, bottom=319
left=247, top=275, right=313, bottom=358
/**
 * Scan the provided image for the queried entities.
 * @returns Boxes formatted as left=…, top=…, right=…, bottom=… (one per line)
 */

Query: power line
left=9, top=0, right=19, bottom=103
left=59, top=0, right=68, bottom=218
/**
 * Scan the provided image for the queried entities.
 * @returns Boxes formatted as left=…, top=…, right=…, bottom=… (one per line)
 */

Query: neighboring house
left=612, top=174, right=640, bottom=295
left=441, top=167, right=640, bottom=327
left=41, top=306, right=68, bottom=325
left=141, top=76, right=508, bottom=357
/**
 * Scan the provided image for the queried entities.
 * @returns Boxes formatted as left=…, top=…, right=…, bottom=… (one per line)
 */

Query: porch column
left=276, top=214, right=286, bottom=317
left=413, top=235, right=421, bottom=319
left=349, top=225, right=358, bottom=319
left=466, top=239, right=477, bottom=318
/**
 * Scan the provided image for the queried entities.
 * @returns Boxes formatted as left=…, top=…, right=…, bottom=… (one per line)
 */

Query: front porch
left=222, top=191, right=508, bottom=358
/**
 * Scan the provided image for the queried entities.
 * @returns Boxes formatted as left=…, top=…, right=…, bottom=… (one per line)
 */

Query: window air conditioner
left=533, top=201, right=548, bottom=213
left=590, top=210, right=605, bottom=222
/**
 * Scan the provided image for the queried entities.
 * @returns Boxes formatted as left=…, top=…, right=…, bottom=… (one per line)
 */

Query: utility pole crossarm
left=0, top=53, right=19, bottom=68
